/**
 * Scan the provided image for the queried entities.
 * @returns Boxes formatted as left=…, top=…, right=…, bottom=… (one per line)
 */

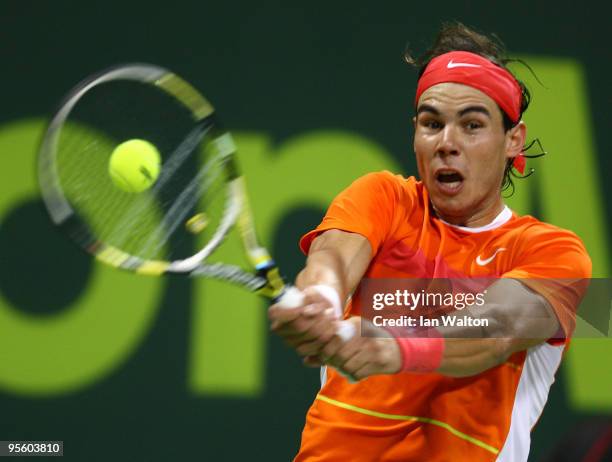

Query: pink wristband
left=388, top=329, right=445, bottom=373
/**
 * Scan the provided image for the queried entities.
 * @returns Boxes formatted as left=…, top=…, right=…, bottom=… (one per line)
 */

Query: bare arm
left=268, top=229, right=372, bottom=355
left=320, top=278, right=560, bottom=379
left=295, top=229, right=372, bottom=302
left=271, top=231, right=562, bottom=380
left=436, top=278, right=559, bottom=376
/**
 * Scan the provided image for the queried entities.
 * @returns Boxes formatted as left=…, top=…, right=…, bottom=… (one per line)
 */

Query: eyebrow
left=416, top=104, right=440, bottom=116
left=416, top=104, right=492, bottom=118
left=458, top=105, right=491, bottom=118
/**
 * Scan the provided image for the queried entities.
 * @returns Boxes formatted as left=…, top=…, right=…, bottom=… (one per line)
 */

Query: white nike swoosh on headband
left=447, top=60, right=481, bottom=69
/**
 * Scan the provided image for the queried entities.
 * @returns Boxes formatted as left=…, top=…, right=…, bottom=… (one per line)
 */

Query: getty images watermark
left=371, top=288, right=489, bottom=328
left=354, top=278, right=611, bottom=339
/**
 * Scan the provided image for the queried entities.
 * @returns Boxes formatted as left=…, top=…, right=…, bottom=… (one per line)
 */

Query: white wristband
left=307, top=284, right=355, bottom=342
left=307, top=284, right=343, bottom=319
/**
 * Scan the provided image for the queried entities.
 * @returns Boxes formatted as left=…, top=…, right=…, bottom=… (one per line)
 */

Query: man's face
left=413, top=82, right=524, bottom=226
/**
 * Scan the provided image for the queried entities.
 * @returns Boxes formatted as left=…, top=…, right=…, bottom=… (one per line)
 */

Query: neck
left=432, top=198, right=505, bottom=228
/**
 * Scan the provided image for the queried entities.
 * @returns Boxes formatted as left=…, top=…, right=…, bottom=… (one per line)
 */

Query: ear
left=505, top=121, right=527, bottom=160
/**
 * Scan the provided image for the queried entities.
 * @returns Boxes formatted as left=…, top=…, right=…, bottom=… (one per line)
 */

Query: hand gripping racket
left=37, top=63, right=355, bottom=340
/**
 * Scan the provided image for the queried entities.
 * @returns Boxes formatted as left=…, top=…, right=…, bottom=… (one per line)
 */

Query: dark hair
left=406, top=22, right=540, bottom=195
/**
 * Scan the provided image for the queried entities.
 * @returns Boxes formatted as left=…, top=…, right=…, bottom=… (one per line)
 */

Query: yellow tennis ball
left=108, top=139, right=161, bottom=193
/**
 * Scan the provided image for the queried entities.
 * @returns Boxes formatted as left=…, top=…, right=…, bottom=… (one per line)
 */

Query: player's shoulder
left=507, top=213, right=591, bottom=266
left=502, top=213, right=592, bottom=278
left=509, top=213, right=587, bottom=247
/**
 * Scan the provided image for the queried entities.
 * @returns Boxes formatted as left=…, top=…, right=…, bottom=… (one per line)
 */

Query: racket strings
left=60, top=132, right=159, bottom=255
left=135, top=135, right=227, bottom=259
left=53, top=79, right=231, bottom=263
left=58, top=96, right=164, bottom=251
left=104, top=122, right=211, bottom=253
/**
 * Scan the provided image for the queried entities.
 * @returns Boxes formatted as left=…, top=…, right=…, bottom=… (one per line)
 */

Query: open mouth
left=434, top=169, right=464, bottom=194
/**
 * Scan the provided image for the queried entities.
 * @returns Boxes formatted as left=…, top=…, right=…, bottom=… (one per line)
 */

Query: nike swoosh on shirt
left=476, top=248, right=506, bottom=266
left=447, top=60, right=481, bottom=69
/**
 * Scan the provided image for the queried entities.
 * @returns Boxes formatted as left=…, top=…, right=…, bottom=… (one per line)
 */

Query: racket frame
left=38, top=63, right=287, bottom=300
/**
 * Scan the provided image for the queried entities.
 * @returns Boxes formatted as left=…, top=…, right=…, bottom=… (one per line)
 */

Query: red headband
left=415, top=51, right=526, bottom=172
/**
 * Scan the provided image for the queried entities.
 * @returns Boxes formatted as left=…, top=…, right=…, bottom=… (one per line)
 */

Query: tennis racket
left=37, top=63, right=354, bottom=340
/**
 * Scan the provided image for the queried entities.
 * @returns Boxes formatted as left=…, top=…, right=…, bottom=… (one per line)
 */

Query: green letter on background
left=0, top=120, right=163, bottom=396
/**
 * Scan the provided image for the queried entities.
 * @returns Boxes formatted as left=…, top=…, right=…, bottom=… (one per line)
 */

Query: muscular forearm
left=291, top=278, right=561, bottom=380
left=295, top=229, right=372, bottom=302
left=268, top=229, right=372, bottom=361
left=295, top=247, right=348, bottom=300
left=436, top=338, right=514, bottom=377
left=431, top=279, right=560, bottom=377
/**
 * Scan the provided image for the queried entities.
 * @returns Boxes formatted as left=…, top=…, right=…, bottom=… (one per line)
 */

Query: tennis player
left=269, top=23, right=591, bottom=461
